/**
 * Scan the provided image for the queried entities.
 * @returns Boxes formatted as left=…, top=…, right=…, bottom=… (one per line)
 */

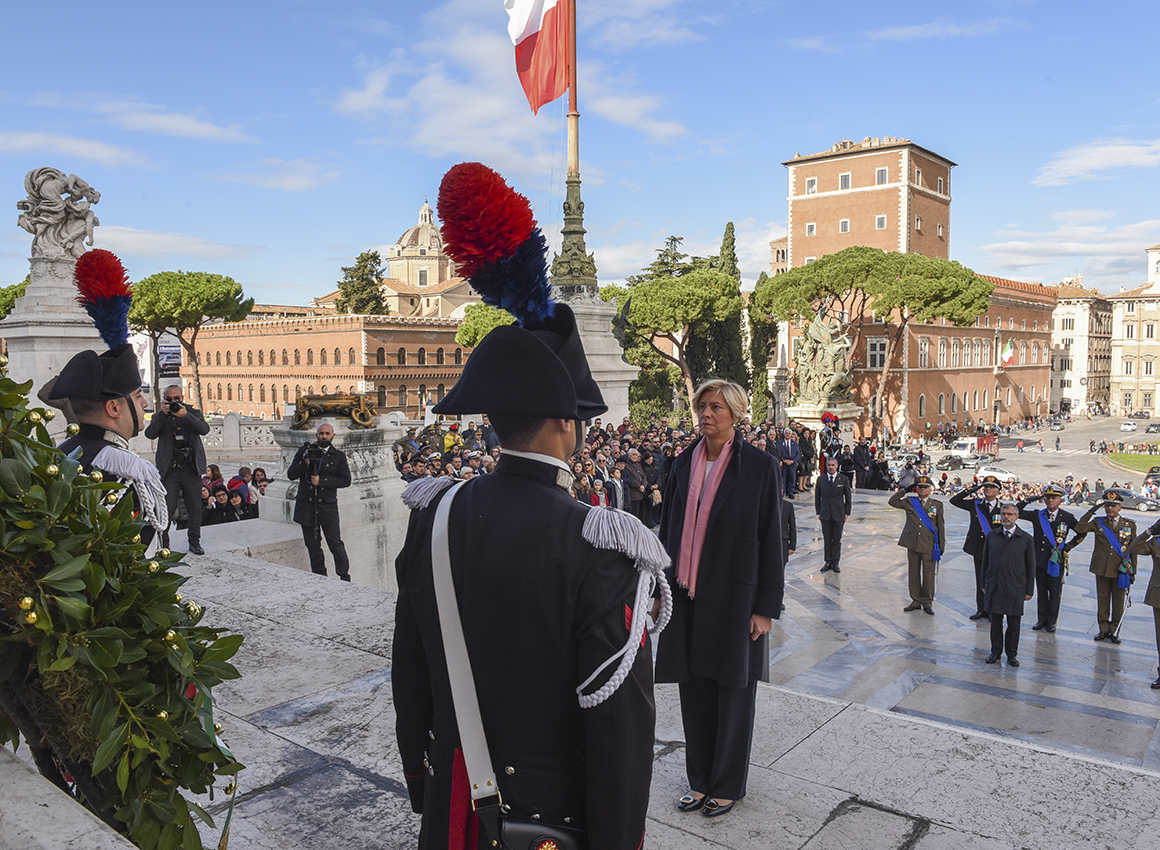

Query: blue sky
left=2, top=0, right=1158, bottom=304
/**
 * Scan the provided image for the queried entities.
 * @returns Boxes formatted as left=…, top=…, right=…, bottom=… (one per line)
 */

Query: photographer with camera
left=288, top=422, right=352, bottom=581
left=145, top=384, right=210, bottom=555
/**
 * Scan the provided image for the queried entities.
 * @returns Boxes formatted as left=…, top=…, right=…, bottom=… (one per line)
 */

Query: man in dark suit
left=852, top=439, right=872, bottom=490
left=1076, top=491, right=1138, bottom=643
left=950, top=475, right=1005, bottom=622
left=815, top=456, right=852, bottom=573
left=981, top=503, right=1036, bottom=666
left=776, top=428, right=801, bottom=498
left=1016, top=484, right=1084, bottom=633
left=145, top=384, right=210, bottom=555
left=288, top=421, right=352, bottom=581
left=889, top=475, right=945, bottom=614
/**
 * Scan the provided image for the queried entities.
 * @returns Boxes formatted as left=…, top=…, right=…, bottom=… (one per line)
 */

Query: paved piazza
left=775, top=415, right=1160, bottom=770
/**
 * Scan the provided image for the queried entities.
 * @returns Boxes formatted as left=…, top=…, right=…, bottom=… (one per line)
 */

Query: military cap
left=915, top=475, right=934, bottom=487
left=979, top=475, right=1002, bottom=489
left=1103, top=490, right=1124, bottom=502
left=1042, top=484, right=1065, bottom=498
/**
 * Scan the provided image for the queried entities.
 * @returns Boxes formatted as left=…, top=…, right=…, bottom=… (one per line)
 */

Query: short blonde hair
left=691, top=379, right=748, bottom=426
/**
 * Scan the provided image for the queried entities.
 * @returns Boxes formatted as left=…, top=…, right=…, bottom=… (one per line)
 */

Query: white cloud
left=215, top=158, right=341, bottom=191
left=107, top=110, right=257, bottom=143
left=0, top=131, right=143, bottom=166
left=97, top=225, right=262, bottom=260
left=583, top=0, right=705, bottom=50
left=1034, top=138, right=1160, bottom=186
left=586, top=91, right=687, bottom=143
left=869, top=19, right=1009, bottom=41
left=977, top=213, right=1160, bottom=287
left=335, top=67, right=401, bottom=116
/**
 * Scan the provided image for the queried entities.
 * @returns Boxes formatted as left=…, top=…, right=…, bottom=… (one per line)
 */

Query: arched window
left=237, top=351, right=242, bottom=367
left=320, top=348, right=328, bottom=366
left=1031, top=342, right=1039, bottom=364
left=259, top=384, right=266, bottom=402
left=306, top=349, right=314, bottom=365
left=295, top=384, right=301, bottom=400
left=217, top=383, right=222, bottom=400
left=951, top=340, right=960, bottom=368
left=349, top=347, right=356, bottom=365
left=963, top=341, right=972, bottom=368
left=294, top=349, right=301, bottom=366
left=258, top=350, right=265, bottom=366
left=247, top=350, right=253, bottom=366
left=437, top=383, right=445, bottom=400
left=248, top=384, right=254, bottom=402
left=321, top=385, right=327, bottom=395
left=226, top=351, right=232, bottom=366
left=377, top=386, right=386, bottom=407
left=972, top=390, right=978, bottom=410
left=282, top=349, right=289, bottom=366
left=270, top=349, right=276, bottom=366
left=436, top=348, right=445, bottom=365
left=418, top=348, right=427, bottom=365
left=951, top=393, right=957, bottom=414
left=227, top=384, right=233, bottom=401
left=983, top=389, right=988, bottom=409
left=1019, top=343, right=1027, bottom=365
left=334, top=347, right=341, bottom=365
left=377, top=347, right=385, bottom=366
left=454, top=348, right=462, bottom=364
left=938, top=393, right=945, bottom=415
left=283, top=385, right=289, bottom=403
left=918, top=339, right=929, bottom=368
left=973, top=341, right=981, bottom=366
left=398, top=348, right=406, bottom=365
left=216, top=351, right=222, bottom=366
left=206, top=385, right=213, bottom=400
left=961, top=392, right=968, bottom=413
left=918, top=394, right=926, bottom=417
left=399, top=385, right=407, bottom=406
left=937, top=339, right=947, bottom=369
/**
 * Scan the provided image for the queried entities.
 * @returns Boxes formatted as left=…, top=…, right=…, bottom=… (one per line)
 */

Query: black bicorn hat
left=433, top=303, right=606, bottom=421
left=47, top=343, right=142, bottom=402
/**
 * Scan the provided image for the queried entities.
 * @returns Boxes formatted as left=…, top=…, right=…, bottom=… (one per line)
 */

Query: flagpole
left=567, top=0, right=579, bottom=176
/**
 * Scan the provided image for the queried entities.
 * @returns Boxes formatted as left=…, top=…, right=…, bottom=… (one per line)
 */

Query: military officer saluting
left=1016, top=484, right=1084, bottom=633
left=392, top=163, right=665, bottom=850
left=950, top=475, right=1006, bottom=622
left=1128, top=519, right=1160, bottom=688
left=890, top=474, right=946, bottom=614
left=1076, top=490, right=1137, bottom=643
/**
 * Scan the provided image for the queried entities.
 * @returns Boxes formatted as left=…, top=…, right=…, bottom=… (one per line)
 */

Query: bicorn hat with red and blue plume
left=48, top=249, right=142, bottom=403
left=433, top=162, right=605, bottom=420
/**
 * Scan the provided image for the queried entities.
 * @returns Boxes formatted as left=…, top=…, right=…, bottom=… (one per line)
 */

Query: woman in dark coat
left=653, top=379, right=785, bottom=818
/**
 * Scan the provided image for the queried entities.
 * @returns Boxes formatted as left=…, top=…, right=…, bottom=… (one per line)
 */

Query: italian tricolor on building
left=1000, top=340, right=1015, bottom=368
left=505, top=0, right=570, bottom=114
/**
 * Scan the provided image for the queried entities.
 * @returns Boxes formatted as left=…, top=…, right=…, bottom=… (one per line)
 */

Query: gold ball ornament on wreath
left=213, top=723, right=223, bottom=733
left=225, top=783, right=237, bottom=795
left=156, top=710, right=169, bottom=720
left=42, top=409, right=55, bottom=421
left=104, top=493, right=118, bottom=506
left=164, top=629, right=177, bottom=643
left=90, top=471, right=103, bottom=483
left=18, top=596, right=33, bottom=610
left=132, top=534, right=141, bottom=544
left=26, top=411, right=40, bottom=424
left=175, top=593, right=183, bottom=604
left=0, top=354, right=8, bottom=367
left=24, top=611, right=38, bottom=625
left=66, top=423, right=80, bottom=436
left=44, top=464, right=58, bottom=477
left=158, top=548, right=172, bottom=558
left=147, top=561, right=160, bottom=573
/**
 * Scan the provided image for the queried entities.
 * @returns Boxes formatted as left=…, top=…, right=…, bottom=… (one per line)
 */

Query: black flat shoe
left=820, top=564, right=832, bottom=573
left=1108, top=634, right=1122, bottom=645
left=1045, top=624, right=1056, bottom=633
left=1094, top=632, right=1108, bottom=641
left=969, top=611, right=988, bottom=621
left=904, top=603, right=922, bottom=612
left=986, top=652, right=1001, bottom=664
left=923, top=605, right=934, bottom=615
left=832, top=565, right=841, bottom=574
left=677, top=793, right=706, bottom=812
left=1008, top=657, right=1020, bottom=667
left=1151, top=678, right=1160, bottom=690
left=702, top=799, right=734, bottom=817
left=1031, top=622, right=1045, bottom=630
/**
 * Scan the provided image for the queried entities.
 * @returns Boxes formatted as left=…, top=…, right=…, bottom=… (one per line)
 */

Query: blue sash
left=909, top=496, right=941, bottom=562
left=1038, top=510, right=1064, bottom=578
left=973, top=500, right=991, bottom=536
left=1097, top=518, right=1134, bottom=589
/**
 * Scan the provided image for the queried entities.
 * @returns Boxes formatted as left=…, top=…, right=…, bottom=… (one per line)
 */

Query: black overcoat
left=287, top=443, right=351, bottom=525
left=982, top=526, right=1036, bottom=616
left=143, top=406, right=209, bottom=475
left=655, top=432, right=785, bottom=689
left=392, top=454, right=655, bottom=850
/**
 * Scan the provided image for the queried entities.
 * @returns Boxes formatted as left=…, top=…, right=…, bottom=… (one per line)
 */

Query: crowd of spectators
left=188, top=464, right=267, bottom=528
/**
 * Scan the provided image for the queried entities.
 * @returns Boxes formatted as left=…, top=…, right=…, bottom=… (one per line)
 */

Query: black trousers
left=161, top=466, right=203, bottom=547
left=678, top=674, right=758, bottom=801
left=820, top=518, right=845, bottom=566
left=971, top=552, right=987, bottom=615
left=301, top=518, right=350, bottom=579
left=1035, top=565, right=1063, bottom=626
left=990, top=614, right=1021, bottom=658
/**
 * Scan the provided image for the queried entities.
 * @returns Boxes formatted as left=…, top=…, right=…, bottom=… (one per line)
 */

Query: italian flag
left=1000, top=340, right=1014, bottom=367
left=506, top=0, right=570, bottom=114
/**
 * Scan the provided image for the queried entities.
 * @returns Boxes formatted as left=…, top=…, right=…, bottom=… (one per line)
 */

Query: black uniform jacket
left=1015, top=501, right=1083, bottom=569
left=392, top=454, right=655, bottom=850
left=287, top=443, right=351, bottom=525
left=656, top=433, right=785, bottom=689
left=58, top=423, right=122, bottom=475
left=1127, top=532, right=1160, bottom=608
left=982, top=526, right=1036, bottom=616
left=949, top=489, right=1003, bottom=556
left=143, top=406, right=209, bottom=475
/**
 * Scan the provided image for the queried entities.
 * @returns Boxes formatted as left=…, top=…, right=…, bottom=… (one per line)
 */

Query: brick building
left=783, top=137, right=954, bottom=269
left=180, top=313, right=469, bottom=419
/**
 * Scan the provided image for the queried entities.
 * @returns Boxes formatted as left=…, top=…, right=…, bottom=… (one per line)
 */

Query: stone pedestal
left=264, top=413, right=410, bottom=592
left=564, top=293, right=638, bottom=424
left=1, top=257, right=102, bottom=436
left=785, top=401, right=864, bottom=478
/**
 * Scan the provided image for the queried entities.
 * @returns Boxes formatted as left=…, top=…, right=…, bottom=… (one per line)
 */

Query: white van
left=950, top=438, right=980, bottom=458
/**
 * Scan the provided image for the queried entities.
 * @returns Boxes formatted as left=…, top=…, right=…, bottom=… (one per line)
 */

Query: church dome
left=394, top=201, right=443, bottom=256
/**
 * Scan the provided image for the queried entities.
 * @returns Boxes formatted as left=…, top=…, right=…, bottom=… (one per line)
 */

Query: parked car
left=975, top=465, right=1019, bottom=484
left=935, top=455, right=964, bottom=471
left=888, top=453, right=921, bottom=471
left=1146, top=467, right=1160, bottom=487
left=1130, top=411, right=1152, bottom=419
left=1050, top=421, right=1064, bottom=431
left=960, top=453, right=995, bottom=469
left=1084, top=487, right=1160, bottom=512
left=1121, top=421, right=1139, bottom=432
left=1146, top=423, right=1160, bottom=434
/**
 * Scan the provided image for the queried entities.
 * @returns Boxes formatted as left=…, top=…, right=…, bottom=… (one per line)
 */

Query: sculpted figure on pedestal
left=16, top=167, right=101, bottom=260
left=797, top=307, right=854, bottom=404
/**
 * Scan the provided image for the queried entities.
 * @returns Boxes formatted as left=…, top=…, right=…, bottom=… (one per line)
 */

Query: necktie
left=830, top=475, right=835, bottom=483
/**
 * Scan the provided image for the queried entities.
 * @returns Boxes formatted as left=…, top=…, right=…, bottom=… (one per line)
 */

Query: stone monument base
left=564, top=293, right=638, bottom=425
left=785, top=401, right=864, bottom=479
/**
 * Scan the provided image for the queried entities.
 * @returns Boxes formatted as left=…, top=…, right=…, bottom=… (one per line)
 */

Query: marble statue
left=796, top=307, right=854, bottom=403
left=16, top=168, right=101, bottom=260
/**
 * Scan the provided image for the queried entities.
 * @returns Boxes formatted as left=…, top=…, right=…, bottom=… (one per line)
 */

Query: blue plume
left=83, top=295, right=132, bottom=349
left=469, top=228, right=555, bottom=326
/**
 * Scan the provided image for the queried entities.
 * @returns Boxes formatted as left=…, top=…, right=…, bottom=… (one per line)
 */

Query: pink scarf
left=677, top=431, right=736, bottom=598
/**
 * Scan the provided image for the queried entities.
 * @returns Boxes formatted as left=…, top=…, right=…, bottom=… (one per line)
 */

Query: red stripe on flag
left=514, top=0, right=569, bottom=114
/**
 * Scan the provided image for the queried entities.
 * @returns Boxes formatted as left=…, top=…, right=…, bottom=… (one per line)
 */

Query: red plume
left=438, top=163, right=536, bottom=279
left=74, top=249, right=132, bottom=304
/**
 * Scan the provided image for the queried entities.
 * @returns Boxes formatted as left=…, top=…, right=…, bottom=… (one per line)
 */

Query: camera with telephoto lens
left=168, top=400, right=183, bottom=414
